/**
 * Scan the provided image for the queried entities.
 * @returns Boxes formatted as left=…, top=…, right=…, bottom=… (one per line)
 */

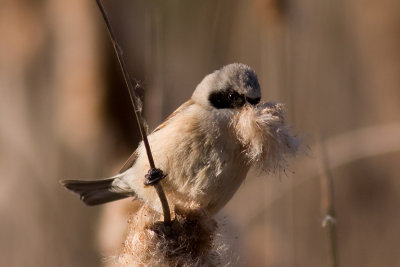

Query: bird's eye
left=228, top=92, right=238, bottom=101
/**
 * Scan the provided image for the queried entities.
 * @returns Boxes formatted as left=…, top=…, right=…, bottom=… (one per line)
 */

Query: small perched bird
left=62, top=63, right=298, bottom=216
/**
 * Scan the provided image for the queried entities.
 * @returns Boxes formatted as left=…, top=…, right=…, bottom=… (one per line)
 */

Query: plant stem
left=95, top=0, right=171, bottom=224
left=318, top=133, right=339, bottom=267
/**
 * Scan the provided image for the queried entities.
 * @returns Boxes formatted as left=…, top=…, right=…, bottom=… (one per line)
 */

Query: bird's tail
left=60, top=177, right=131, bottom=206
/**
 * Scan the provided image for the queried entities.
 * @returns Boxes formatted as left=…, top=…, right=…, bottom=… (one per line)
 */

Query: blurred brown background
left=1, top=0, right=400, bottom=266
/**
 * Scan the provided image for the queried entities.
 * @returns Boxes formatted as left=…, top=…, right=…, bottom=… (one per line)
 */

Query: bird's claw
left=144, top=168, right=167, bottom=186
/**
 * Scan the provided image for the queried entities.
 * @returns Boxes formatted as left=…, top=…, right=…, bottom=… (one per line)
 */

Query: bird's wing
left=152, top=98, right=194, bottom=133
left=119, top=151, right=139, bottom=173
left=119, top=98, right=194, bottom=173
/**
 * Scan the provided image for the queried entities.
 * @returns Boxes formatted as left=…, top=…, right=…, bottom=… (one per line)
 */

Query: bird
left=61, top=63, right=296, bottom=216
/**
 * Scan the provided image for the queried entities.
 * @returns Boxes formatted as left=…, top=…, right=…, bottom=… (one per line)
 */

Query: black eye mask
left=246, top=96, right=260, bottom=106
left=208, top=89, right=260, bottom=109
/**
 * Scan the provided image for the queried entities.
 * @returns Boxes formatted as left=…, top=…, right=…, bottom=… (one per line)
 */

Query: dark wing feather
left=60, top=178, right=130, bottom=206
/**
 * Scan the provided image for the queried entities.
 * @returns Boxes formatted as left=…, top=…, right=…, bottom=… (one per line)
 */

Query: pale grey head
left=192, top=63, right=261, bottom=109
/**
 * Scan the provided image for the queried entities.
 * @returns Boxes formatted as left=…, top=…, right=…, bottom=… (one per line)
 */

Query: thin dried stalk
left=95, top=0, right=171, bottom=223
left=317, top=134, right=339, bottom=267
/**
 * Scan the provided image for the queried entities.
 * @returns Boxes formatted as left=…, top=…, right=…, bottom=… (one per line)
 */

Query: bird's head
left=192, top=63, right=261, bottom=110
